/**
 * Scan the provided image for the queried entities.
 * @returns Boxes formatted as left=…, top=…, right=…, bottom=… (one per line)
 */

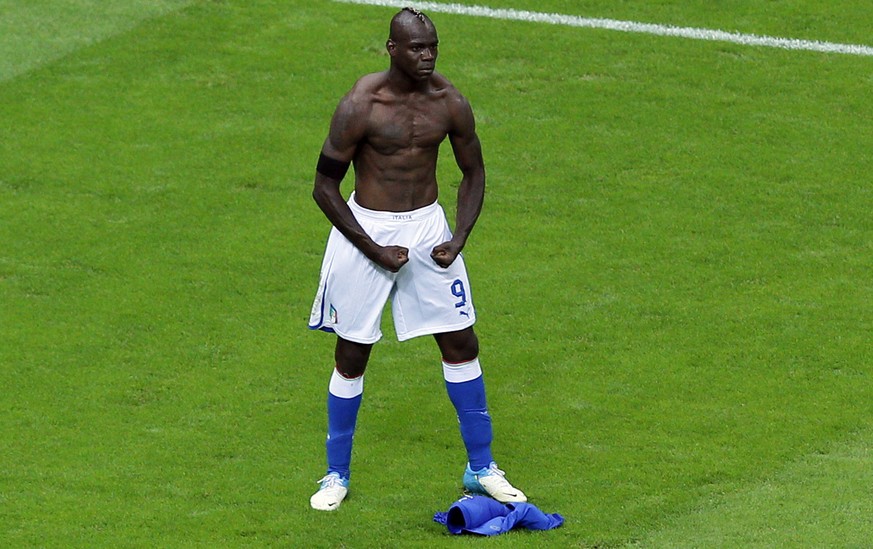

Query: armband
left=316, top=152, right=351, bottom=181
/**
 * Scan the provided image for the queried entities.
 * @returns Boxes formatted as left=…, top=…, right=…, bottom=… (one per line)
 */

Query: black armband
left=316, top=152, right=351, bottom=181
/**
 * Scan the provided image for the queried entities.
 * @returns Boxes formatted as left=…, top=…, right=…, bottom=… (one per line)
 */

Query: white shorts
left=308, top=193, right=476, bottom=343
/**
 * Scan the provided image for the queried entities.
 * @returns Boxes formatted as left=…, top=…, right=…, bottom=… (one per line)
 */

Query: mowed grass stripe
left=0, top=0, right=195, bottom=81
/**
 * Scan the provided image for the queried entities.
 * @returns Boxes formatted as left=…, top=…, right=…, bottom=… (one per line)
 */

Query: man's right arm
left=312, top=92, right=409, bottom=272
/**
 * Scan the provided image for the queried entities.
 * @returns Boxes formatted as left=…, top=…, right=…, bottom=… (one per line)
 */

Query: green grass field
left=2, top=1, right=872, bottom=547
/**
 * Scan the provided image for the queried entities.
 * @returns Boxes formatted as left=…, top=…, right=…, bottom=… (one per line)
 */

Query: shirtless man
left=308, top=8, right=526, bottom=511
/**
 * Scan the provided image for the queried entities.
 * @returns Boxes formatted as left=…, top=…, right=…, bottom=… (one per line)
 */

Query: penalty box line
left=334, top=0, right=873, bottom=57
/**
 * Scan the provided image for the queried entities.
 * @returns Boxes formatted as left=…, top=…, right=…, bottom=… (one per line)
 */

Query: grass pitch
left=2, top=1, right=872, bottom=547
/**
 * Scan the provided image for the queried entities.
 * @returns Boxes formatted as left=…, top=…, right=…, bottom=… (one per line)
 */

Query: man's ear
left=386, top=39, right=396, bottom=56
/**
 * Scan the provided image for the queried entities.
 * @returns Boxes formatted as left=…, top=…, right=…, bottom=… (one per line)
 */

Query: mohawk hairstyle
left=402, top=6, right=426, bottom=22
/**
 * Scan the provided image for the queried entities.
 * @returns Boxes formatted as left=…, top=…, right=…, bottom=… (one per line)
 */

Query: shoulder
left=351, top=71, right=387, bottom=93
left=431, top=72, right=472, bottom=111
left=342, top=71, right=389, bottom=105
left=329, top=73, right=387, bottom=131
left=431, top=72, right=464, bottom=99
left=431, top=73, right=475, bottom=130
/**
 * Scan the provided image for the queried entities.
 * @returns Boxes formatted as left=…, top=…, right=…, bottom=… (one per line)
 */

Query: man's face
left=388, top=21, right=439, bottom=81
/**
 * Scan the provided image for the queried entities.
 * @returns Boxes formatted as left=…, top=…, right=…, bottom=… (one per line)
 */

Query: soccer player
left=307, top=7, right=526, bottom=511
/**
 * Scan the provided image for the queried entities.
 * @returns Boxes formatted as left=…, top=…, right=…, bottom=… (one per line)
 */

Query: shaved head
left=389, top=7, right=436, bottom=41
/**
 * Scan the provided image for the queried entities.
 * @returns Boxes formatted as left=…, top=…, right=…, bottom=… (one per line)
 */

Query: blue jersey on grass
left=434, top=495, right=564, bottom=536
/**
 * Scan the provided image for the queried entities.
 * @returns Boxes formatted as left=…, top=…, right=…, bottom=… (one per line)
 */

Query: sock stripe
left=329, top=368, right=364, bottom=398
left=442, top=357, right=482, bottom=383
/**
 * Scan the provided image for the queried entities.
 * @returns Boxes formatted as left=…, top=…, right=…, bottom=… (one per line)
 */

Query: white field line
left=333, top=0, right=873, bottom=57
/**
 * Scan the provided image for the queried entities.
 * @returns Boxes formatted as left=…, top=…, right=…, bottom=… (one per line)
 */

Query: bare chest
left=366, top=98, right=450, bottom=154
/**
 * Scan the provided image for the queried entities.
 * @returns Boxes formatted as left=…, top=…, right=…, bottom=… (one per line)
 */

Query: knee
left=437, top=328, right=479, bottom=363
left=334, top=338, right=372, bottom=378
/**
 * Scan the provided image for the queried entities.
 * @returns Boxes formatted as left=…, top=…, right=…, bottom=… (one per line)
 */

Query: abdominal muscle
left=351, top=144, right=441, bottom=212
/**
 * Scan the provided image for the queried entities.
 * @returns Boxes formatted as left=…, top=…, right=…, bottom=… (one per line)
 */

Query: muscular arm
left=312, top=87, right=409, bottom=272
left=431, top=94, right=485, bottom=268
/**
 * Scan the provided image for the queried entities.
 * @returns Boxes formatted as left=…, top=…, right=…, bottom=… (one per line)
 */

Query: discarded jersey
left=433, top=495, right=564, bottom=536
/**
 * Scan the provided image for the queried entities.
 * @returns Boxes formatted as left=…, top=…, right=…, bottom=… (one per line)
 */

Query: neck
left=387, top=66, right=430, bottom=93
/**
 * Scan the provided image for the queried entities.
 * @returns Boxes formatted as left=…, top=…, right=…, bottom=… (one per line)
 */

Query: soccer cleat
left=310, top=472, right=349, bottom=511
left=462, top=461, right=527, bottom=503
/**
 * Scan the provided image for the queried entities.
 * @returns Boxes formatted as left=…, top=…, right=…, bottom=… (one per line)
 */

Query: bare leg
left=434, top=326, right=479, bottom=363
left=335, top=336, right=372, bottom=378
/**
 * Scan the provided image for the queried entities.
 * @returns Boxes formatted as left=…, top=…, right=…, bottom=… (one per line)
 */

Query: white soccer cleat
left=310, top=472, right=349, bottom=511
left=462, top=462, right=527, bottom=503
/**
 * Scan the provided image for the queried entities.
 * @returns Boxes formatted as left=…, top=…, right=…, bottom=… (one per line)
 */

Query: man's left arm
left=431, top=94, right=485, bottom=268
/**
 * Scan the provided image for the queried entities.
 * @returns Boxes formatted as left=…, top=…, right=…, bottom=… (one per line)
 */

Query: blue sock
left=443, top=358, right=493, bottom=471
left=325, top=369, right=363, bottom=479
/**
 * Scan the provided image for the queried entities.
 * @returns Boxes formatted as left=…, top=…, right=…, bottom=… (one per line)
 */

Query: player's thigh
left=434, top=327, right=479, bottom=363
